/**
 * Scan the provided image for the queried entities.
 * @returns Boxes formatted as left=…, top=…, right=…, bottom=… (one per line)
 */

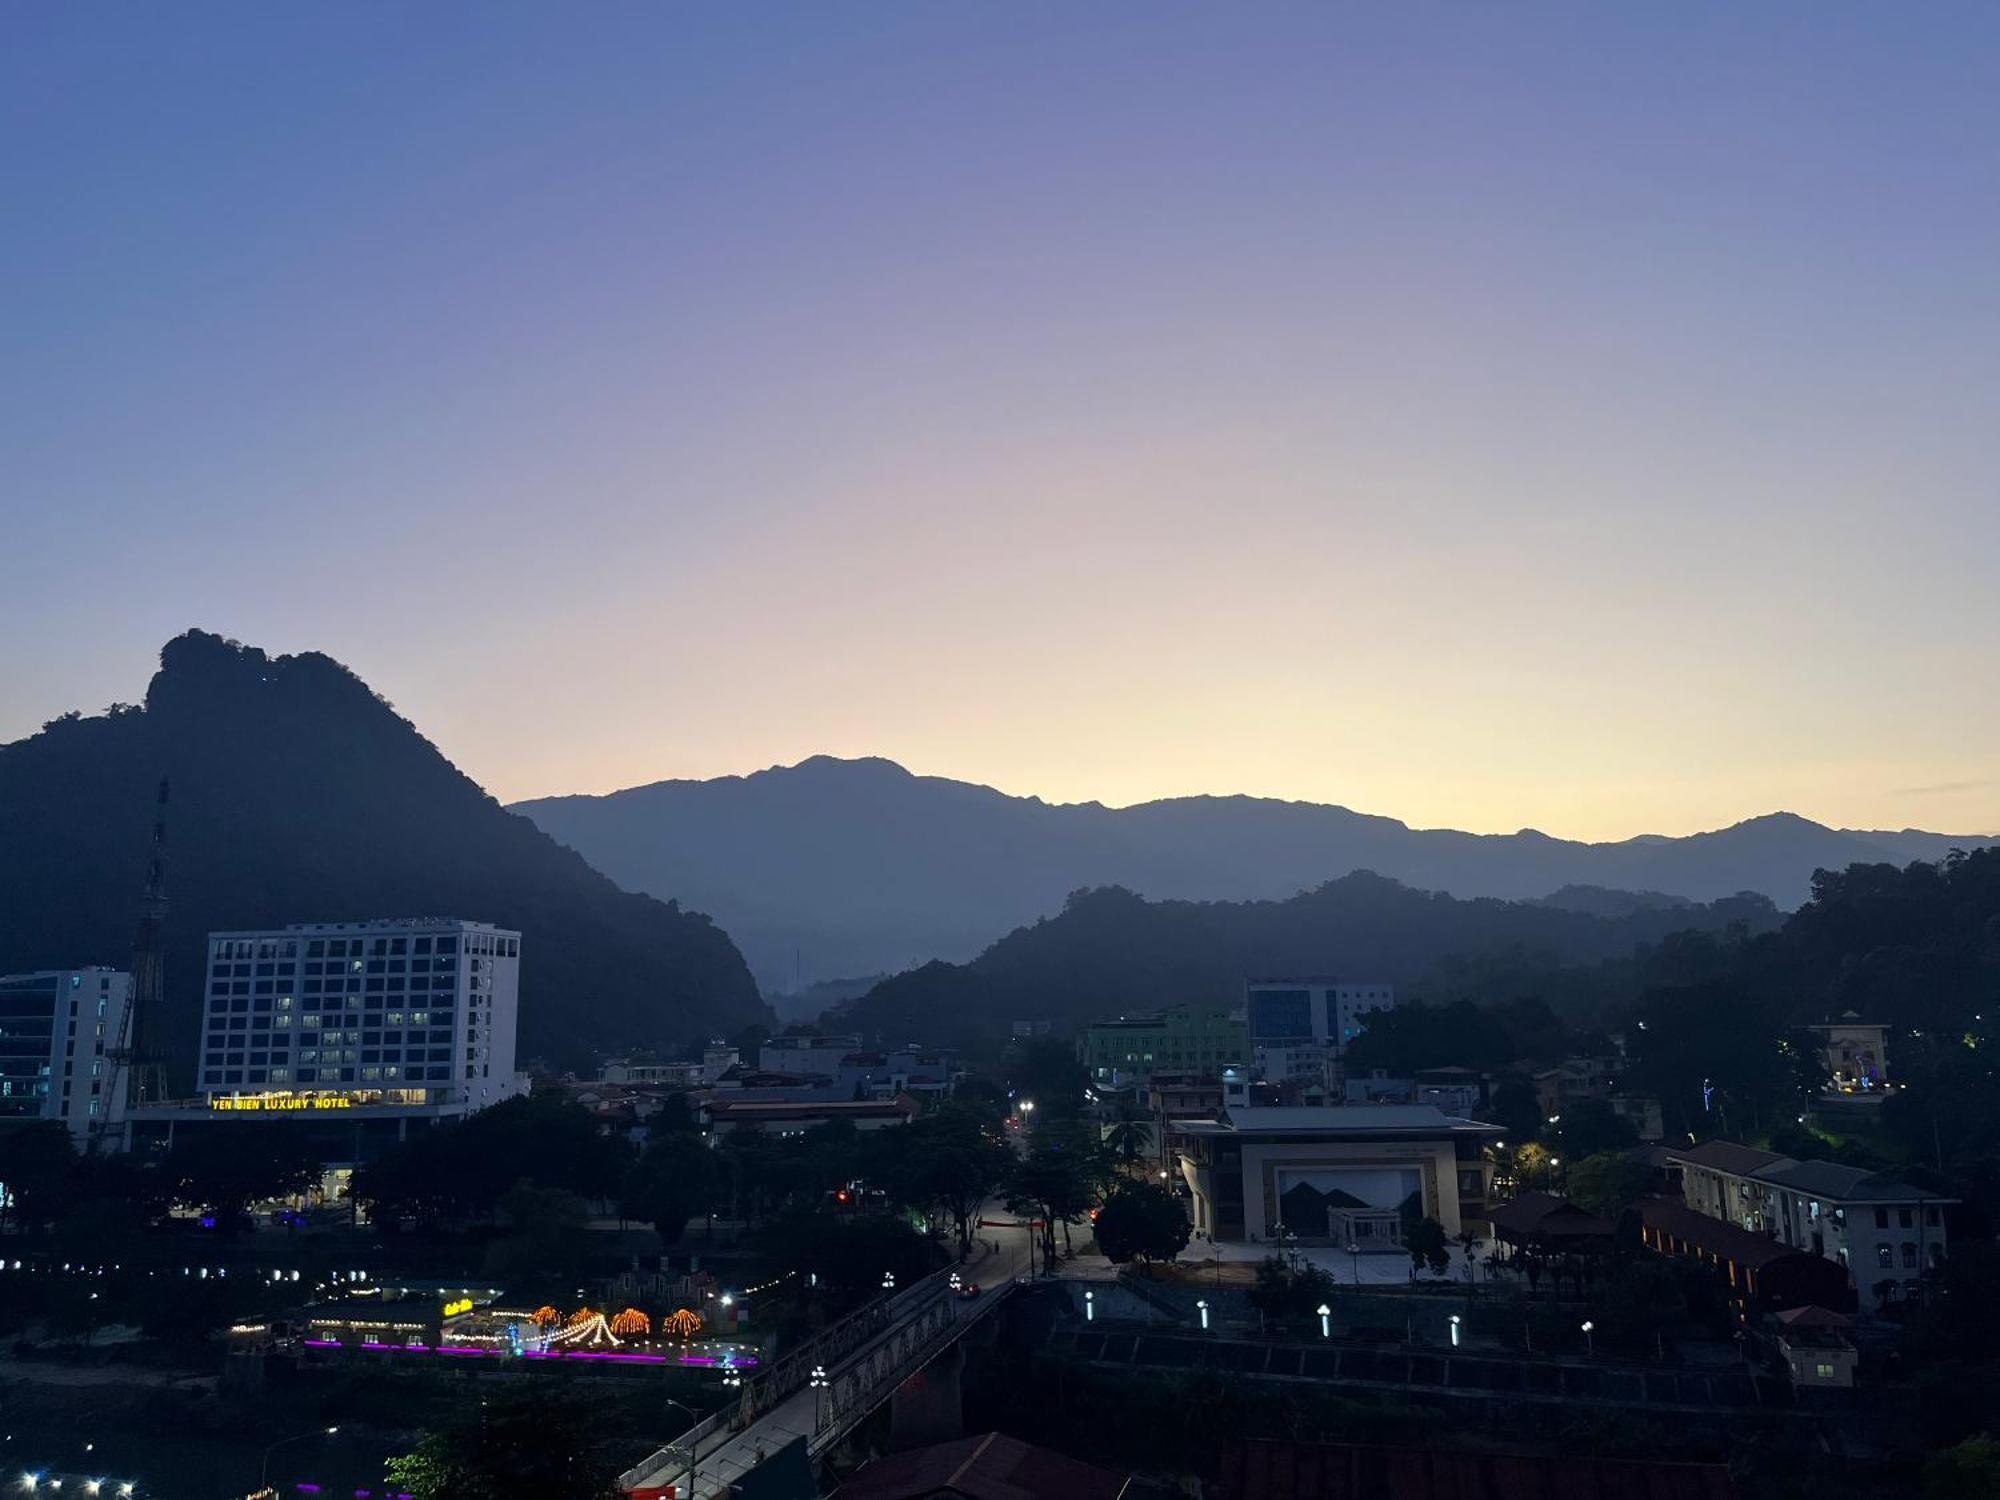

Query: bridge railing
left=617, top=1266, right=960, bottom=1493
left=810, top=1276, right=1019, bottom=1455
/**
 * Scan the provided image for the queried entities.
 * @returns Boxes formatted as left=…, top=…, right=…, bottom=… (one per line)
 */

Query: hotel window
left=1902, top=1243, right=1918, bottom=1268
left=1877, top=1244, right=1893, bottom=1268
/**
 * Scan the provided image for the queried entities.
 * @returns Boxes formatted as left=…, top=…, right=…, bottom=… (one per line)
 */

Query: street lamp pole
left=1581, top=1319, right=1595, bottom=1358
left=260, top=1426, right=338, bottom=1492
left=809, top=1364, right=829, bottom=1431
left=661, top=1397, right=702, bottom=1500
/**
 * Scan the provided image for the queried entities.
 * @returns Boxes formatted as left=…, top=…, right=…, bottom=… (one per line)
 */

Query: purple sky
left=4, top=4, right=1997, bottom=838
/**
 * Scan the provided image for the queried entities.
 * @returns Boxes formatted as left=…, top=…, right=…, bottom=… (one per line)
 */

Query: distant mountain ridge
left=0, top=632, right=768, bottom=1081
left=514, top=756, right=1992, bottom=989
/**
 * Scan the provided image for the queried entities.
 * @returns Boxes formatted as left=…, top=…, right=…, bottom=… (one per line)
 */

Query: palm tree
left=1104, top=1110, right=1152, bottom=1173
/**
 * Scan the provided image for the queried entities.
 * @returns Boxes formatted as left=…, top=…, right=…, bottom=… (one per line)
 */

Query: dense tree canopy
left=1093, top=1181, right=1191, bottom=1265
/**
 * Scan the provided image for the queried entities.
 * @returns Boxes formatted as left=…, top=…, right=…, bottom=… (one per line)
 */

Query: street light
left=810, top=1363, right=829, bottom=1428
left=1448, top=1313, right=1462, bottom=1348
left=881, top=1271, right=896, bottom=1292
left=1084, top=1290, right=1095, bottom=1322
left=1019, top=1100, right=1036, bottom=1115
left=661, top=1398, right=702, bottom=1499
left=1316, top=1303, right=1331, bottom=1340
left=1347, top=1242, right=1360, bottom=1285
left=1196, top=1298, right=1210, bottom=1331
left=1581, top=1319, right=1595, bottom=1357
left=260, top=1426, right=338, bottom=1492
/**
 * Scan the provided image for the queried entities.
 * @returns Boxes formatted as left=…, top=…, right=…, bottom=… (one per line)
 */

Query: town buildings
left=1668, top=1139, right=1950, bottom=1310
left=758, top=1032, right=864, bottom=1079
left=1343, top=1066, right=1484, bottom=1114
left=1244, top=978, right=1397, bottom=1096
left=1171, top=1094, right=1501, bottom=1243
left=700, top=1094, right=920, bottom=1141
left=0, top=967, right=132, bottom=1141
left=1081, top=1004, right=1247, bottom=1087
left=1809, top=1014, right=1893, bottom=1098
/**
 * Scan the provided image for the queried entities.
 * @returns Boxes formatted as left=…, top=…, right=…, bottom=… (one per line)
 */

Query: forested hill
left=824, top=873, right=1781, bottom=1047
left=515, top=755, right=1988, bottom=991
left=0, top=632, right=767, bottom=1081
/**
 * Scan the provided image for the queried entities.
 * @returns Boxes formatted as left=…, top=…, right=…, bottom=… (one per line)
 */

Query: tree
left=1486, top=1078, right=1544, bottom=1143
left=1549, top=1099, right=1639, bottom=1160
left=621, top=1134, right=718, bottom=1245
left=385, top=1388, right=622, bottom=1500
left=1566, top=1152, right=1651, bottom=1220
left=483, top=1180, right=592, bottom=1278
left=1005, top=1036, right=1089, bottom=1119
left=161, top=1126, right=321, bottom=1224
left=1406, top=1216, right=1450, bottom=1277
left=1924, top=1435, right=2000, bottom=1499
left=1093, top=1181, right=1190, bottom=1265
left=0, top=1122, right=78, bottom=1234
left=354, top=1093, right=632, bottom=1227
left=884, top=1108, right=1014, bottom=1257
left=1103, top=1112, right=1154, bottom=1170
left=1247, top=1255, right=1337, bottom=1332
left=1005, top=1140, right=1099, bottom=1274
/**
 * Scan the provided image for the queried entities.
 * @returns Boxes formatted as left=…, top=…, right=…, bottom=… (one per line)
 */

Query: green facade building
left=1081, top=1004, right=1247, bottom=1086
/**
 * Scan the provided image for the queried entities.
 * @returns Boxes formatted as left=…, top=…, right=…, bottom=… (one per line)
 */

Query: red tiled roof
left=833, top=1432, right=1127, bottom=1500
left=1221, top=1439, right=1737, bottom=1500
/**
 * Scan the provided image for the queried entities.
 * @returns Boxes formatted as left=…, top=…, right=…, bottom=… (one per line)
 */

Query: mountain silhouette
left=0, top=632, right=766, bottom=1083
left=514, top=756, right=1991, bottom=990
left=823, top=875, right=1784, bottom=1049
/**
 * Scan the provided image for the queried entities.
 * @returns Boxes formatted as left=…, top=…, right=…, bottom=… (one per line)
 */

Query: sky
left=4, top=3, right=1997, bottom=841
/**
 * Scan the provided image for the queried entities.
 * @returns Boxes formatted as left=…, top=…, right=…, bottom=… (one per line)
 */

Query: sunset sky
left=5, top=4, right=1997, bottom=840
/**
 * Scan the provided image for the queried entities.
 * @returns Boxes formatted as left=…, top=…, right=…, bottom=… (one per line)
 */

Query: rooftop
left=1487, top=1192, right=1615, bottom=1240
left=706, top=1096, right=917, bottom=1122
left=1752, top=1157, right=1951, bottom=1203
left=1641, top=1200, right=1825, bottom=1272
left=1178, top=1104, right=1500, bottom=1137
left=1668, top=1140, right=1788, bottom=1177
left=1220, top=1438, right=1736, bottom=1500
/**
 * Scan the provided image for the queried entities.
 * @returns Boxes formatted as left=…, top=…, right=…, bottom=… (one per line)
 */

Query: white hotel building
left=197, top=918, right=525, bottom=1114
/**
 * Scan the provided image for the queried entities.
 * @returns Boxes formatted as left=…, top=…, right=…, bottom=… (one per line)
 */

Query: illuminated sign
left=211, top=1094, right=353, bottom=1112
left=443, top=1297, right=474, bottom=1317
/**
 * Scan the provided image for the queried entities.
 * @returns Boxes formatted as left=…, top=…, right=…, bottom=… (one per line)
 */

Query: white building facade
left=0, top=968, right=131, bottom=1141
left=1669, top=1141, right=1951, bottom=1311
left=198, top=919, right=524, bottom=1111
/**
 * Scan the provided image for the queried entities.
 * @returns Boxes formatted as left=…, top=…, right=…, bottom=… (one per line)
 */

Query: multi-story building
left=1244, top=978, right=1396, bottom=1094
left=1171, top=1073, right=1501, bottom=1243
left=757, top=1033, right=862, bottom=1081
left=1343, top=1067, right=1484, bottom=1115
left=0, top=968, right=131, bottom=1141
left=1081, top=1004, right=1247, bottom=1087
left=1809, top=1014, right=1892, bottom=1095
left=196, top=919, right=523, bottom=1111
left=1668, top=1139, right=1952, bottom=1310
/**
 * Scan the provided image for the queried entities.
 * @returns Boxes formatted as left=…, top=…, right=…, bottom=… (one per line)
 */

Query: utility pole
left=98, top=777, right=172, bottom=1148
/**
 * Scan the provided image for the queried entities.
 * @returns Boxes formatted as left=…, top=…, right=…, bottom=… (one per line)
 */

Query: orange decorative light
left=610, top=1307, right=651, bottom=1336
left=666, top=1307, right=703, bottom=1339
left=531, top=1305, right=559, bottom=1327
